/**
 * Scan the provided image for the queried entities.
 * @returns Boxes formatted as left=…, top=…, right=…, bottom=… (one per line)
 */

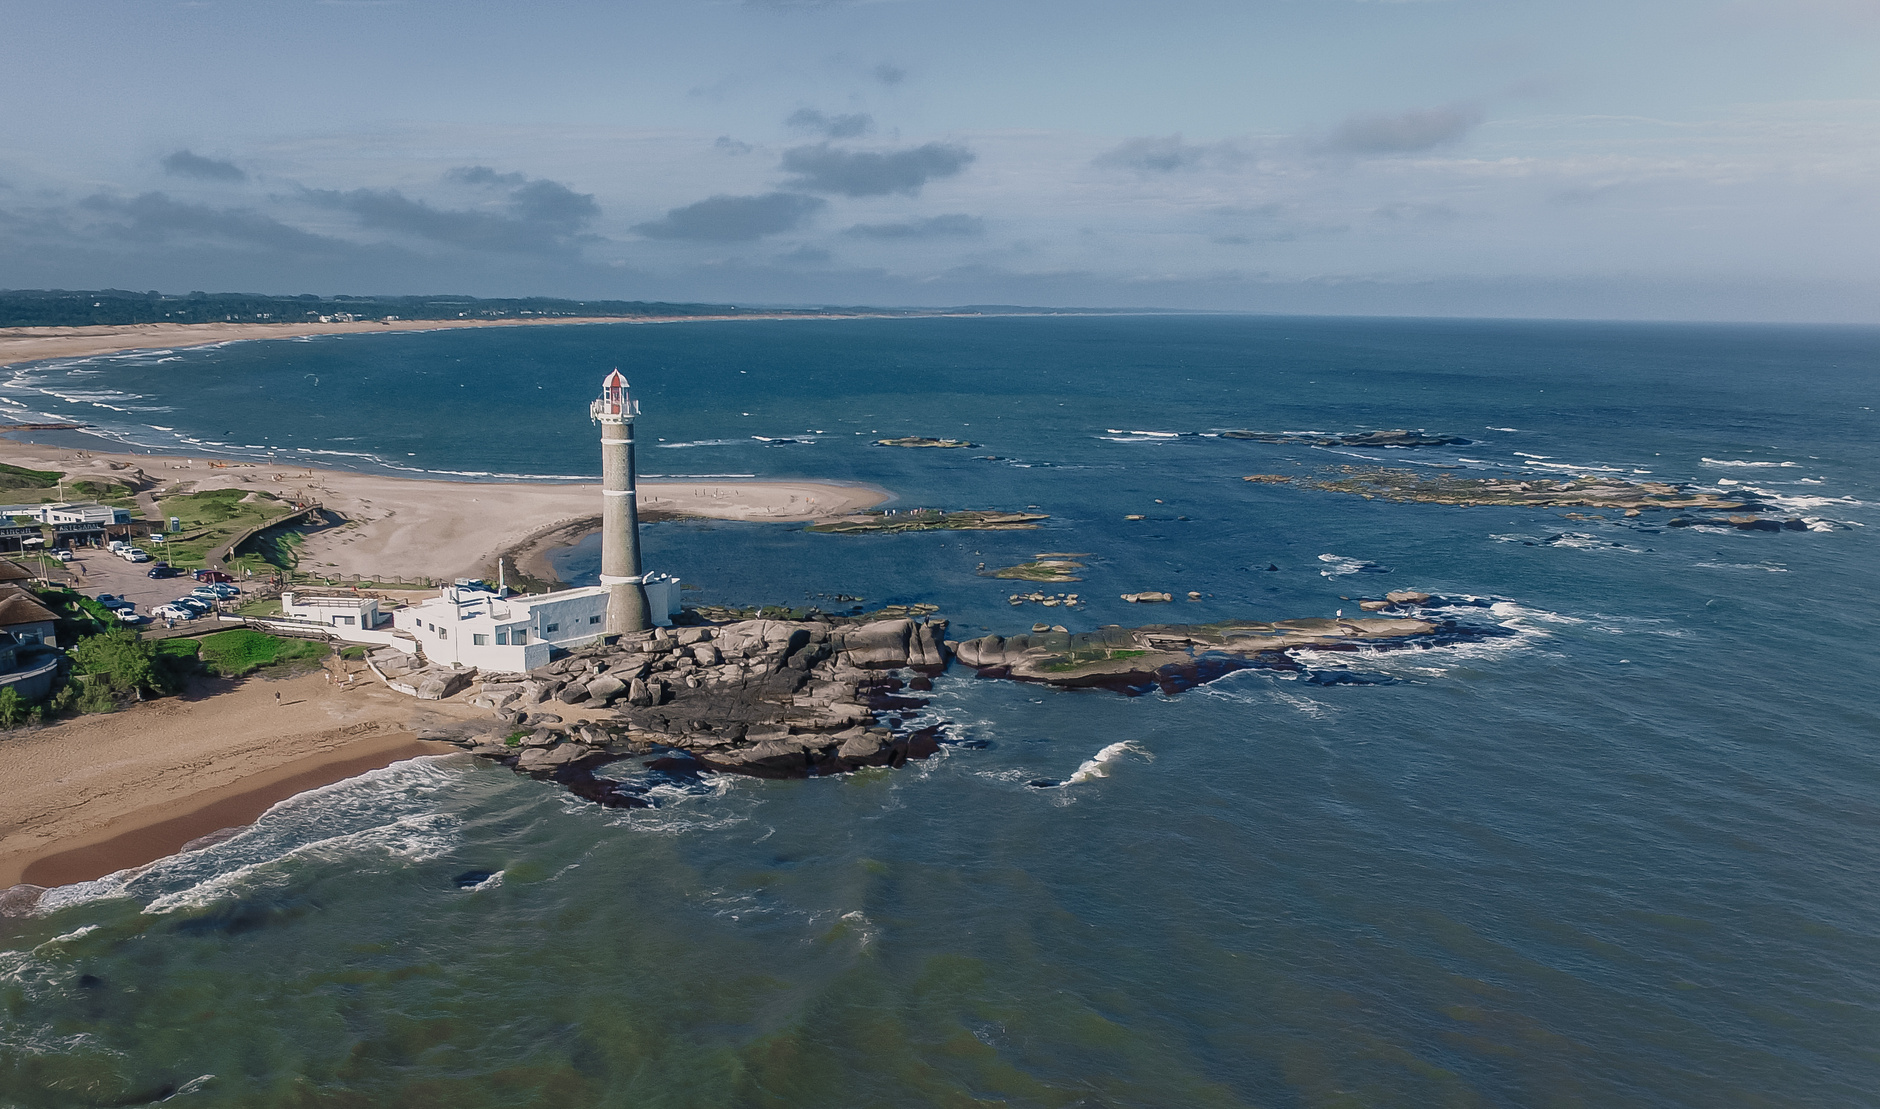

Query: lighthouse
left=591, top=370, right=651, bottom=634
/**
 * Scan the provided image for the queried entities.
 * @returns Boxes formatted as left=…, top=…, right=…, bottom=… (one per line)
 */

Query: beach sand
left=0, top=668, right=476, bottom=893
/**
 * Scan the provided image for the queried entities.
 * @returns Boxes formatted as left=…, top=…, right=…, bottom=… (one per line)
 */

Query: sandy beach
left=0, top=668, right=474, bottom=894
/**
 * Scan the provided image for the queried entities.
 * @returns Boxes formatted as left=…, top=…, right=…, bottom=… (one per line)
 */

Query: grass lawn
left=195, top=629, right=329, bottom=678
left=155, top=488, right=309, bottom=571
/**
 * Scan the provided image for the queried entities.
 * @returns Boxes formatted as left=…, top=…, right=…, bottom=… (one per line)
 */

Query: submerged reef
left=1296, top=466, right=1780, bottom=513
left=807, top=509, right=1049, bottom=533
left=875, top=436, right=977, bottom=448
left=1221, top=429, right=1471, bottom=447
left=982, top=553, right=1086, bottom=582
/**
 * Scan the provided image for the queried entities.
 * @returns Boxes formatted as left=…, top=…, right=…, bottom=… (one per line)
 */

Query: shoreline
left=0, top=667, right=486, bottom=896
left=0, top=310, right=1033, bottom=371
left=9, top=736, right=457, bottom=894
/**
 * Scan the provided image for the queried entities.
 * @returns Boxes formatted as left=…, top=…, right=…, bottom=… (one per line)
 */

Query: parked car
left=152, top=605, right=196, bottom=621
left=202, top=583, right=240, bottom=599
left=114, top=608, right=145, bottom=624
left=188, top=587, right=223, bottom=603
left=95, top=593, right=130, bottom=610
left=121, top=548, right=151, bottom=563
left=194, top=570, right=235, bottom=584
left=175, top=596, right=214, bottom=613
left=147, top=562, right=180, bottom=579
left=107, top=540, right=128, bottom=554
left=52, top=548, right=74, bottom=563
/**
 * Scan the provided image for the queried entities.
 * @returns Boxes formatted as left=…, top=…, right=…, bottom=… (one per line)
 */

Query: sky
left=1, top=0, right=1877, bottom=321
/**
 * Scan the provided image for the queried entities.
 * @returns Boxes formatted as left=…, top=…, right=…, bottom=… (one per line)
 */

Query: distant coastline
left=0, top=311, right=992, bottom=371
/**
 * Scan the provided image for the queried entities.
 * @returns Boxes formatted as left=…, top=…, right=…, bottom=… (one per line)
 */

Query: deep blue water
left=2, top=316, right=1877, bottom=1107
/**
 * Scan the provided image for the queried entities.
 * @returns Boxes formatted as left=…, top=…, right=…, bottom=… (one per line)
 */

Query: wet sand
left=15, top=737, right=455, bottom=890
left=0, top=669, right=483, bottom=893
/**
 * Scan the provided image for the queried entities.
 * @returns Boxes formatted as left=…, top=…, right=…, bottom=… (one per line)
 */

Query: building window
left=513, top=629, right=527, bottom=645
left=473, top=634, right=488, bottom=646
left=495, top=629, right=507, bottom=645
left=438, top=628, right=448, bottom=639
left=588, top=614, right=601, bottom=625
left=334, top=615, right=355, bottom=627
left=544, top=623, right=559, bottom=634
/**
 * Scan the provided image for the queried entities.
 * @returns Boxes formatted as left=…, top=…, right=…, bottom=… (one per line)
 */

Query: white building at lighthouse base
left=393, top=573, right=681, bottom=673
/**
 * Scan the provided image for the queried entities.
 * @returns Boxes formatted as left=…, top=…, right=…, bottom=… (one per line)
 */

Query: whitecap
left=1067, top=740, right=1147, bottom=784
left=1702, top=458, right=1797, bottom=468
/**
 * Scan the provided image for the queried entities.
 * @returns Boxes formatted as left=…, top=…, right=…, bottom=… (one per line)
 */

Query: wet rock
left=1121, top=592, right=1173, bottom=603
left=1385, top=591, right=1432, bottom=605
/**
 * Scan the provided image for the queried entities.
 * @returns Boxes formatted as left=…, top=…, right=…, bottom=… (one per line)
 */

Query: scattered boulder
left=415, top=669, right=474, bottom=701
left=1121, top=592, right=1173, bottom=603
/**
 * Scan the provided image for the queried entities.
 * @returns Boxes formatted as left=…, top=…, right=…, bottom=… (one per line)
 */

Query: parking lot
left=55, top=546, right=261, bottom=622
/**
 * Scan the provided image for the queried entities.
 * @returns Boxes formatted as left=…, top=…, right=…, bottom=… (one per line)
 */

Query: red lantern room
left=590, top=369, right=640, bottom=420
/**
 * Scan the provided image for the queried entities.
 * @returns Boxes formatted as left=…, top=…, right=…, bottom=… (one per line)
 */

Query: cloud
left=1328, top=104, right=1482, bottom=154
left=446, top=165, right=527, bottom=187
left=873, top=63, right=906, bottom=85
left=634, top=192, right=826, bottom=241
left=161, top=150, right=246, bottom=182
left=781, top=142, right=975, bottom=197
left=845, top=213, right=984, bottom=239
left=715, top=136, right=755, bottom=155
left=777, top=244, right=832, bottom=265
left=1092, top=135, right=1219, bottom=173
left=81, top=191, right=337, bottom=252
left=304, top=172, right=599, bottom=254
left=787, top=109, right=875, bottom=139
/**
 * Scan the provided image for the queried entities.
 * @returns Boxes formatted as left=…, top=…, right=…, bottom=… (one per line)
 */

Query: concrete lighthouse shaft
left=592, top=370, right=651, bottom=634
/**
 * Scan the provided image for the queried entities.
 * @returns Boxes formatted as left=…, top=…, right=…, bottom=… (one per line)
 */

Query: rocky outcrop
left=431, top=615, right=958, bottom=802
left=953, top=614, right=1455, bottom=693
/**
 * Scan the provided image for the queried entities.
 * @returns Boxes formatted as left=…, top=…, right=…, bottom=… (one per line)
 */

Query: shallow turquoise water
left=1, top=316, right=1876, bottom=1107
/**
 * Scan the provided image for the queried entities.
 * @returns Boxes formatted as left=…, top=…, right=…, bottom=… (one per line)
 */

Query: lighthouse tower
left=591, top=370, right=651, bottom=634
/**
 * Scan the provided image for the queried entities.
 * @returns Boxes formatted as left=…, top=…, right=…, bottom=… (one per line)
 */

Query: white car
left=114, top=608, right=145, bottom=624
left=53, top=549, right=74, bottom=562
left=122, top=548, right=151, bottom=563
left=152, top=604, right=196, bottom=621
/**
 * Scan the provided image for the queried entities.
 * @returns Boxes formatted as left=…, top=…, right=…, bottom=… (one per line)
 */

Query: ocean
left=1, top=314, right=1876, bottom=1107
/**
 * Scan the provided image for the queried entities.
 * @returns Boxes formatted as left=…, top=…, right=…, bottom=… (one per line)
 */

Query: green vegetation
left=39, top=587, right=115, bottom=641
left=0, top=462, right=60, bottom=491
left=0, top=687, right=23, bottom=727
left=338, top=645, right=367, bottom=661
left=195, top=629, right=327, bottom=678
left=1042, top=647, right=1154, bottom=673
left=69, top=626, right=173, bottom=699
left=155, top=487, right=309, bottom=570
left=156, top=638, right=203, bottom=662
left=504, top=730, right=528, bottom=748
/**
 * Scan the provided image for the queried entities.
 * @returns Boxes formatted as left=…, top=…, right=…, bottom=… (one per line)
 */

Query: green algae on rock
left=953, top=614, right=1445, bottom=689
left=984, top=554, right=1086, bottom=582
left=1300, top=466, right=1761, bottom=511
left=808, top=509, right=1049, bottom=534
left=875, top=436, right=978, bottom=448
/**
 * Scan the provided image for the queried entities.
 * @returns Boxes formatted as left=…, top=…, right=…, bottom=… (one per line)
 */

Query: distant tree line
left=0, top=289, right=907, bottom=328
